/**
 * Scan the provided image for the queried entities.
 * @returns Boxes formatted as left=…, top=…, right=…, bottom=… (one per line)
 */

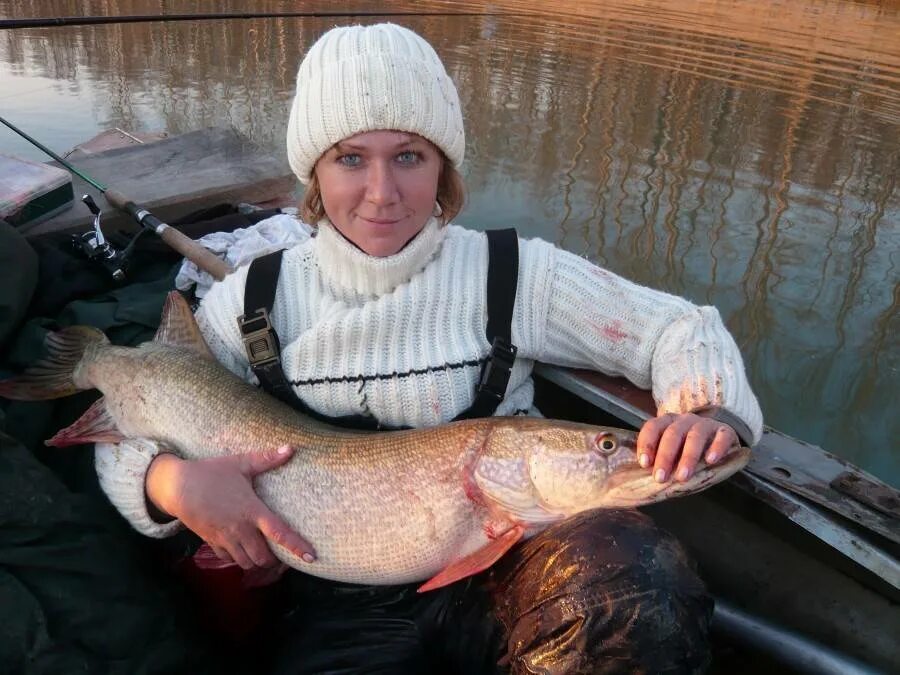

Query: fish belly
left=253, top=451, right=491, bottom=586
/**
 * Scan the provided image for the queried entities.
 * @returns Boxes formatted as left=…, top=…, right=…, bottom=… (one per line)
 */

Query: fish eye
left=595, top=433, right=618, bottom=454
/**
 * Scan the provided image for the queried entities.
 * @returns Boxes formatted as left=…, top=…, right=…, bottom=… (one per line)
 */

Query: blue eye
left=397, top=150, right=421, bottom=165
left=338, top=154, right=361, bottom=167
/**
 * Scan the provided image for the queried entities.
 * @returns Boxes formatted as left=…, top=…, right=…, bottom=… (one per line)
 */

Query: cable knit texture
left=96, top=220, right=763, bottom=533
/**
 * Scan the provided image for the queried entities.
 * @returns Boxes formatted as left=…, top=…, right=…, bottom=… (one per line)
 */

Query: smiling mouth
left=361, top=217, right=401, bottom=225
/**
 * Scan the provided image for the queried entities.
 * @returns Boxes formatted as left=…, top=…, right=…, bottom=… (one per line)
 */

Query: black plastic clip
left=477, top=337, right=518, bottom=402
left=238, top=307, right=280, bottom=367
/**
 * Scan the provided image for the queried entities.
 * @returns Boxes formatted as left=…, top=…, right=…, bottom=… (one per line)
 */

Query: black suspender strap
left=485, top=229, right=519, bottom=345
left=239, top=249, right=301, bottom=407
left=458, top=228, right=519, bottom=420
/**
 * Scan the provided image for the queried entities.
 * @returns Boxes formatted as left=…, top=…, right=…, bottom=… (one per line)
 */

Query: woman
left=97, top=23, right=762, bottom=674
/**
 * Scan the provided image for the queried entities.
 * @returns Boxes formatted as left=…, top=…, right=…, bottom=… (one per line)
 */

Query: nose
left=365, top=160, right=400, bottom=206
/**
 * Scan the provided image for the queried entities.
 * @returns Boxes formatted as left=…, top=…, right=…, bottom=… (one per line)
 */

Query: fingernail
left=639, top=453, right=650, bottom=468
left=677, top=467, right=690, bottom=481
left=302, top=553, right=315, bottom=563
left=278, top=446, right=291, bottom=455
left=655, top=468, right=667, bottom=483
left=707, top=452, right=719, bottom=464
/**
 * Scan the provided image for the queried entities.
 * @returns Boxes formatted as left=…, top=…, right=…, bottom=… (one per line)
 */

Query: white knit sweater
left=95, top=217, right=763, bottom=537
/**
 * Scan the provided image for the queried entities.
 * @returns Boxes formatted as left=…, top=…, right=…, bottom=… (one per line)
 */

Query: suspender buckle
left=477, top=337, right=518, bottom=402
left=238, top=307, right=280, bottom=367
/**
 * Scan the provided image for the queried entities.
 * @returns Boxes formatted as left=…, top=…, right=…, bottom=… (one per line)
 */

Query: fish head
left=520, top=421, right=750, bottom=513
left=520, top=424, right=639, bottom=513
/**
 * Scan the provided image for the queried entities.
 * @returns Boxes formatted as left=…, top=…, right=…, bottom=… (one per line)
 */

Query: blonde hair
left=301, top=154, right=465, bottom=227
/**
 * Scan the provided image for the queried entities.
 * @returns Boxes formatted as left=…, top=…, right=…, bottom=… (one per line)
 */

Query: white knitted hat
left=286, top=23, right=465, bottom=184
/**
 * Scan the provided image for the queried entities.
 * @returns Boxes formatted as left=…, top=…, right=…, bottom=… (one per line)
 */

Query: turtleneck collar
left=314, top=217, right=445, bottom=302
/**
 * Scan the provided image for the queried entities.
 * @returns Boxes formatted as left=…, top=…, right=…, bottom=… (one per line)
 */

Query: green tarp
left=0, top=222, right=215, bottom=674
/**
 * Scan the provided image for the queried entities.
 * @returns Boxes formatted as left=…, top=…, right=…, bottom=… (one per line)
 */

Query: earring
left=433, top=201, right=443, bottom=217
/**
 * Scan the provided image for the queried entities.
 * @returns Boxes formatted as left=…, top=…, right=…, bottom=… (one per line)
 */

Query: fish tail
left=0, top=326, right=108, bottom=400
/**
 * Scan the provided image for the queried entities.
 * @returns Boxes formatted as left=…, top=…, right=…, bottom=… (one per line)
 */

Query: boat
left=535, top=366, right=898, bottom=674
left=6, top=128, right=899, bottom=674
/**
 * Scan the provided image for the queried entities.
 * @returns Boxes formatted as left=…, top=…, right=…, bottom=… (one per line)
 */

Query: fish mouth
left=601, top=447, right=751, bottom=507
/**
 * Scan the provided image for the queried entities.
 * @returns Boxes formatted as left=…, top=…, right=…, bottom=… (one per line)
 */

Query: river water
left=1, top=0, right=898, bottom=485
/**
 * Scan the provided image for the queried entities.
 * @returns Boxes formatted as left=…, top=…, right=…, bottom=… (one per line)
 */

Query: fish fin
left=192, top=543, right=239, bottom=570
left=192, top=544, right=287, bottom=588
left=241, top=563, right=289, bottom=589
left=473, top=468, right=565, bottom=525
left=481, top=491, right=565, bottom=525
left=46, top=397, right=126, bottom=447
left=0, top=326, right=107, bottom=400
left=417, top=524, right=524, bottom=593
left=153, top=291, right=214, bottom=360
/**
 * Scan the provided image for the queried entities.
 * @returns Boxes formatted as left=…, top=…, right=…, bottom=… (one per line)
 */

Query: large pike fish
left=0, top=292, right=749, bottom=591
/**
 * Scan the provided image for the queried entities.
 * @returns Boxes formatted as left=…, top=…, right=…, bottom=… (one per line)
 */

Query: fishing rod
left=0, top=115, right=233, bottom=281
left=0, top=11, right=514, bottom=30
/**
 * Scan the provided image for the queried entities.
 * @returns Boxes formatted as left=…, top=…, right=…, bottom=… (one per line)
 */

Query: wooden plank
left=746, top=432, right=900, bottom=544
left=831, top=472, right=900, bottom=519
left=733, top=472, right=900, bottom=591
left=22, top=127, right=296, bottom=238
left=63, top=128, right=168, bottom=160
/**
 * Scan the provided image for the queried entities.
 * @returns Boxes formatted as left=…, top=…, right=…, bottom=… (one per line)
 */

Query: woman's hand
left=145, top=445, right=316, bottom=569
left=637, top=413, right=739, bottom=483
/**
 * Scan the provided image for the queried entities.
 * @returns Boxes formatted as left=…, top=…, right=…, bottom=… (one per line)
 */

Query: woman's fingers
left=210, top=545, right=233, bottom=564
left=705, top=426, right=738, bottom=464
left=653, top=417, right=695, bottom=482
left=166, top=448, right=315, bottom=571
left=240, top=528, right=280, bottom=568
left=239, top=444, right=294, bottom=477
left=242, top=449, right=318, bottom=563
left=224, top=540, right=257, bottom=570
left=215, top=523, right=303, bottom=571
left=642, top=414, right=740, bottom=483
left=257, top=510, right=317, bottom=563
left=674, top=423, right=714, bottom=482
left=636, top=414, right=674, bottom=470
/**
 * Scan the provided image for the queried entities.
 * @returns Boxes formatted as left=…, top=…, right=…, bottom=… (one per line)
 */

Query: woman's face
left=314, top=130, right=442, bottom=257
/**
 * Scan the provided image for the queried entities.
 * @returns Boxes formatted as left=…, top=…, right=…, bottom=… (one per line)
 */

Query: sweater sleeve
left=535, top=244, right=763, bottom=445
left=94, top=439, right=183, bottom=538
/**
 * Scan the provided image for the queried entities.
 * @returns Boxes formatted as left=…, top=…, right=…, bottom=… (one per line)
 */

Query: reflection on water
left=1, top=0, right=898, bottom=484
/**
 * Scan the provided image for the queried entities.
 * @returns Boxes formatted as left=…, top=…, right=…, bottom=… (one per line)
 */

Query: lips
left=360, top=216, right=401, bottom=225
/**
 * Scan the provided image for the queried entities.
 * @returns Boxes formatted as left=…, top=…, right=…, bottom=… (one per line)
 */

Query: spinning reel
left=70, top=194, right=146, bottom=282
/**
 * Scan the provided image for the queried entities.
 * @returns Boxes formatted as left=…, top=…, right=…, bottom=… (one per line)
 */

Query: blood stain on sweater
left=596, top=320, right=632, bottom=343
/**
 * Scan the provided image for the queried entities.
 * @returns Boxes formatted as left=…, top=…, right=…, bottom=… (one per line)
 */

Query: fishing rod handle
left=105, top=189, right=234, bottom=281
left=157, top=226, right=234, bottom=281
